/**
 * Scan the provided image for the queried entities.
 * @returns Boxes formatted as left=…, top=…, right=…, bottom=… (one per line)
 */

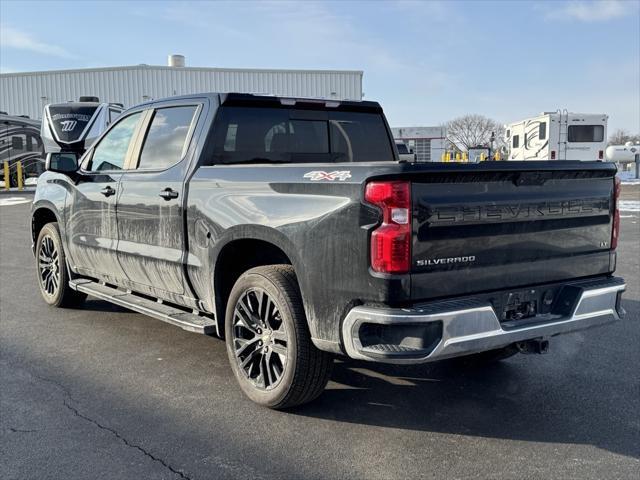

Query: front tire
left=225, top=265, right=333, bottom=409
left=36, top=222, right=87, bottom=308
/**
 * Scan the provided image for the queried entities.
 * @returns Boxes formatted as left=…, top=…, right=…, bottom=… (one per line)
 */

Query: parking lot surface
left=1, top=191, right=639, bottom=479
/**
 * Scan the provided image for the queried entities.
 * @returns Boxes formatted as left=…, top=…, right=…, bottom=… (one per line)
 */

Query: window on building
left=568, top=125, right=604, bottom=143
left=396, top=143, right=409, bottom=154
left=539, top=122, right=547, bottom=140
left=512, top=135, right=520, bottom=148
left=137, top=106, right=197, bottom=170
left=88, top=112, right=142, bottom=171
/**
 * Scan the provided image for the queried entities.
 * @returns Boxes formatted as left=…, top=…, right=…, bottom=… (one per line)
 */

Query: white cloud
left=544, top=0, right=635, bottom=22
left=0, top=24, right=75, bottom=58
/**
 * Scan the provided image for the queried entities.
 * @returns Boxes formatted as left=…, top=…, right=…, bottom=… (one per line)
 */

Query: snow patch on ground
left=619, top=200, right=640, bottom=212
left=0, top=196, right=32, bottom=207
left=617, top=171, right=640, bottom=185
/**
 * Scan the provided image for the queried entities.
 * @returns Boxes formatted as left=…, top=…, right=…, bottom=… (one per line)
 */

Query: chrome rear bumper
left=342, top=277, right=626, bottom=364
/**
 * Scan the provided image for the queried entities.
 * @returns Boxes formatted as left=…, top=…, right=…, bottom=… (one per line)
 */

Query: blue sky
left=1, top=0, right=638, bottom=132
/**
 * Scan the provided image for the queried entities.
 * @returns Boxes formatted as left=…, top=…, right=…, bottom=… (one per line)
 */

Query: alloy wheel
left=39, top=235, right=60, bottom=296
left=232, top=288, right=288, bottom=390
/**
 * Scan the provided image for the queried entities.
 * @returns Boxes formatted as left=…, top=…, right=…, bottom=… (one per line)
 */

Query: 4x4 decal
left=303, top=171, right=352, bottom=181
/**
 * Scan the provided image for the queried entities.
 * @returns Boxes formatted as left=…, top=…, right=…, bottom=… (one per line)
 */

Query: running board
left=69, top=279, right=217, bottom=335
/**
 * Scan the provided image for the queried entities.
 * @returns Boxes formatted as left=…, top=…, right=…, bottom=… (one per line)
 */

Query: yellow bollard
left=441, top=152, right=446, bottom=162
left=463, top=152, right=468, bottom=162
left=17, top=161, right=23, bottom=190
left=3, top=161, right=9, bottom=190
left=480, top=153, right=486, bottom=162
left=494, top=151, right=501, bottom=161
left=455, top=152, right=461, bottom=162
left=445, top=151, right=451, bottom=162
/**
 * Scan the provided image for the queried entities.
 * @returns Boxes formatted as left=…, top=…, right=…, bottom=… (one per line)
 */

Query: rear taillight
left=365, top=181, right=411, bottom=273
left=550, top=150, right=556, bottom=160
left=611, top=177, right=621, bottom=250
left=599, top=150, right=604, bottom=160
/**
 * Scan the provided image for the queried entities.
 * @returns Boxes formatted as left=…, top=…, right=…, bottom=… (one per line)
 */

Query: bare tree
left=608, top=128, right=640, bottom=146
left=445, top=114, right=505, bottom=152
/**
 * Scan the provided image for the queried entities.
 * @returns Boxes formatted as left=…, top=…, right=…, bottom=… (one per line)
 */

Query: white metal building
left=392, top=126, right=447, bottom=162
left=0, top=57, right=363, bottom=120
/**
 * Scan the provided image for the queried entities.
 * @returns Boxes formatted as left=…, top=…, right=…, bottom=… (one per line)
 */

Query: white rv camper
left=505, top=111, right=608, bottom=161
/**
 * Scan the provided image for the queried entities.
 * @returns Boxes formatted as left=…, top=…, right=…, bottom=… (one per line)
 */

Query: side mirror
left=45, top=152, right=79, bottom=174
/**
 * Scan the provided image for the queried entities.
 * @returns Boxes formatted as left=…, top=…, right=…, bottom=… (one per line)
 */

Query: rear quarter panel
left=185, top=163, right=407, bottom=348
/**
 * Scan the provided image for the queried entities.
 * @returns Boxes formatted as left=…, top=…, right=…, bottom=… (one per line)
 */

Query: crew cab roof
left=134, top=92, right=381, bottom=113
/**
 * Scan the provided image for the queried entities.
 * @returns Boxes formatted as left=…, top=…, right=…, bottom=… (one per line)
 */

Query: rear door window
left=137, top=106, right=197, bottom=170
left=212, top=106, right=394, bottom=163
left=512, top=135, right=520, bottom=148
left=568, top=125, right=604, bottom=142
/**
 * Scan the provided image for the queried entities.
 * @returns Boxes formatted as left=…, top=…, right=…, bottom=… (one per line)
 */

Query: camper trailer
left=505, top=111, right=608, bottom=161
left=0, top=112, right=44, bottom=186
left=42, top=96, right=123, bottom=155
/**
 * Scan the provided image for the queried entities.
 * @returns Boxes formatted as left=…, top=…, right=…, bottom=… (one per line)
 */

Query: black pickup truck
left=32, top=93, right=626, bottom=408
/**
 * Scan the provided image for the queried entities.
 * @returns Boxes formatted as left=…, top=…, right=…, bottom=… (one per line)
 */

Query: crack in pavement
left=22, top=369, right=192, bottom=480
left=8, top=427, right=39, bottom=433
left=62, top=399, right=192, bottom=480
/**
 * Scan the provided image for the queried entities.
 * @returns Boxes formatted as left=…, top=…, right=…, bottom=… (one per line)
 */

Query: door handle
left=100, top=186, right=116, bottom=197
left=159, top=188, right=179, bottom=200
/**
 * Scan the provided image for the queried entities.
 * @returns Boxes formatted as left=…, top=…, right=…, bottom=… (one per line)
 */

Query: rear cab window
left=211, top=105, right=394, bottom=164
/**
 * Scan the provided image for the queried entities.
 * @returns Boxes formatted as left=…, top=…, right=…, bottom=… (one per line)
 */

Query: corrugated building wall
left=0, top=65, right=363, bottom=119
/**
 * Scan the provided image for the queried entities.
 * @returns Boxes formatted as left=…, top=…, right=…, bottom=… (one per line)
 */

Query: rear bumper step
left=342, top=277, right=626, bottom=364
left=70, top=279, right=217, bottom=335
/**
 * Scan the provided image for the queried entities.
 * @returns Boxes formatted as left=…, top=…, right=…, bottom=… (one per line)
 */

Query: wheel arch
left=31, top=204, right=61, bottom=245
left=212, top=226, right=307, bottom=338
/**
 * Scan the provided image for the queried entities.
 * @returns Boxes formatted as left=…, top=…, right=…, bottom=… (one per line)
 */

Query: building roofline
left=0, top=65, right=364, bottom=78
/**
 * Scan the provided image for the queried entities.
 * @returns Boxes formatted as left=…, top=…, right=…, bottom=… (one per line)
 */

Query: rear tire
left=35, top=222, right=87, bottom=308
left=225, top=265, right=333, bottom=409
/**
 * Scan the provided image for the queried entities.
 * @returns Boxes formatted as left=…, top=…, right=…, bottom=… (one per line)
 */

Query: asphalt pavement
left=1, top=191, right=639, bottom=479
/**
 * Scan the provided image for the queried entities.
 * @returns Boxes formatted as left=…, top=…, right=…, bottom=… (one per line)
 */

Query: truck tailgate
left=410, top=166, right=615, bottom=300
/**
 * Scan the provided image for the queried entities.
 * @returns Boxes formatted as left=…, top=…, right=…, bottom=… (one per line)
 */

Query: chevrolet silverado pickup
left=32, top=93, right=626, bottom=408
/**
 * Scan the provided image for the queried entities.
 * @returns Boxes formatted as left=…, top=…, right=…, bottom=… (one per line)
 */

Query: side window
left=539, top=122, right=547, bottom=140
left=137, top=106, right=197, bottom=170
left=512, top=135, right=520, bottom=148
left=568, top=125, right=604, bottom=143
left=109, top=109, right=121, bottom=124
left=88, top=112, right=141, bottom=172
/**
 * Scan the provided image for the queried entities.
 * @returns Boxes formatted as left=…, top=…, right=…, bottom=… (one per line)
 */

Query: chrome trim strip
left=342, top=283, right=625, bottom=364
